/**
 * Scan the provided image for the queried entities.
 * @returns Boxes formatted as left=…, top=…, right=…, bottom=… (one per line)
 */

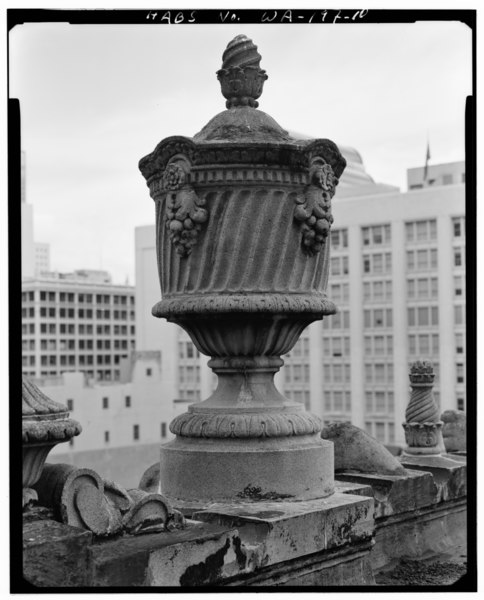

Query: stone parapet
left=193, top=493, right=374, bottom=570
left=335, top=458, right=467, bottom=573
left=22, top=494, right=375, bottom=588
left=21, top=462, right=468, bottom=588
left=399, top=454, right=467, bottom=502
left=23, top=520, right=93, bottom=587
left=335, top=470, right=438, bottom=519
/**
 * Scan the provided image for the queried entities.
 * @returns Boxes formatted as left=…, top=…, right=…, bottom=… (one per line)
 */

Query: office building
left=34, top=242, right=50, bottom=276
left=21, top=270, right=136, bottom=382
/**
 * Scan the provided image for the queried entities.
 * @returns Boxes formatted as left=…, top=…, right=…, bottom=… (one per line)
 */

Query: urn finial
left=217, top=35, right=268, bottom=109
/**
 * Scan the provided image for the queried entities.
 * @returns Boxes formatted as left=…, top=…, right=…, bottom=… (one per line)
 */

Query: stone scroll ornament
left=162, top=158, right=208, bottom=257
left=294, top=159, right=337, bottom=255
left=33, top=463, right=186, bottom=537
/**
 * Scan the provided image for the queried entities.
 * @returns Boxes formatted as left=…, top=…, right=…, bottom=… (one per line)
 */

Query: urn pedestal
left=139, top=35, right=346, bottom=506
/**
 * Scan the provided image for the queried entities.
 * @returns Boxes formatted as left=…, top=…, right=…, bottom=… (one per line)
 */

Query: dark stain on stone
left=236, top=485, right=293, bottom=501
left=232, top=535, right=246, bottom=569
left=179, top=538, right=230, bottom=586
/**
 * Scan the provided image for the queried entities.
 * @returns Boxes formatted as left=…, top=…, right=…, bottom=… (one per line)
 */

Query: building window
left=331, top=228, right=348, bottom=250
left=456, top=364, right=465, bottom=384
left=133, top=425, right=140, bottom=441
left=125, top=396, right=131, bottom=408
left=146, top=368, right=152, bottom=377
left=102, top=397, right=109, bottom=409
left=454, top=305, right=464, bottom=325
left=457, top=398, right=465, bottom=411
left=406, top=220, right=437, bottom=243
left=104, top=431, right=110, bottom=443
left=454, top=275, right=463, bottom=297
left=455, top=333, right=464, bottom=354
left=454, top=249, right=463, bottom=267
left=161, top=422, right=167, bottom=438
left=375, top=422, right=385, bottom=442
left=67, top=399, right=74, bottom=411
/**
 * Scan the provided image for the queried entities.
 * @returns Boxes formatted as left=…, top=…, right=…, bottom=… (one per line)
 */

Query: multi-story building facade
left=21, top=270, right=136, bottom=382
left=135, top=156, right=466, bottom=447
left=281, top=160, right=466, bottom=445
left=34, top=242, right=50, bottom=276
left=21, top=151, right=52, bottom=280
left=42, top=352, right=175, bottom=488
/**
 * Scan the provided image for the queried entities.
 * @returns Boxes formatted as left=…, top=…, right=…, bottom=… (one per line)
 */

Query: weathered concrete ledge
left=193, top=493, right=374, bottom=569
left=23, top=519, right=93, bottom=587
left=399, top=454, right=466, bottom=501
left=335, top=458, right=467, bottom=573
left=23, top=493, right=375, bottom=587
left=89, top=520, right=242, bottom=587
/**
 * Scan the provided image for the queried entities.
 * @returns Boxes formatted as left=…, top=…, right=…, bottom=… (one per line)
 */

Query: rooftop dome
left=288, top=132, right=374, bottom=188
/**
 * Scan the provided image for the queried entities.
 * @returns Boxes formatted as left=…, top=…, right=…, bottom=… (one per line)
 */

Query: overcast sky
left=9, top=18, right=472, bottom=284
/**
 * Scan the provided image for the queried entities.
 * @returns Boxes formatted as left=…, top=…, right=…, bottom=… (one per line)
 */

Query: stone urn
left=139, top=35, right=346, bottom=506
left=22, top=377, right=81, bottom=508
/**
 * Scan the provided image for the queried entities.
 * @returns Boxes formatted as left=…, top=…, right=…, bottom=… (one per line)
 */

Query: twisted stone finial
left=403, top=361, right=444, bottom=455
left=405, top=361, right=439, bottom=424
left=217, top=35, right=268, bottom=109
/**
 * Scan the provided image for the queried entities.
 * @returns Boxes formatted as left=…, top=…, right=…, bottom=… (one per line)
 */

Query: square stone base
left=192, top=492, right=375, bottom=585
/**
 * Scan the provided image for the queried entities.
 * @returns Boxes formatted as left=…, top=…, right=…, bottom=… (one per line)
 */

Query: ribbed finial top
left=217, top=35, right=268, bottom=109
left=221, top=34, right=262, bottom=70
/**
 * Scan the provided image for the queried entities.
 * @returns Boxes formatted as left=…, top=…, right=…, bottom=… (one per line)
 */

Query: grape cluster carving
left=294, top=161, right=337, bottom=256
left=163, top=162, right=208, bottom=257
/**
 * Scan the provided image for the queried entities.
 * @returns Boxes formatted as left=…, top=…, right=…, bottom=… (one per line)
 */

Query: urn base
left=159, top=434, right=334, bottom=505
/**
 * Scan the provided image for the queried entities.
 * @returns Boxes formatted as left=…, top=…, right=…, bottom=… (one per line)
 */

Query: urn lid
left=22, top=377, right=82, bottom=444
left=139, top=35, right=346, bottom=180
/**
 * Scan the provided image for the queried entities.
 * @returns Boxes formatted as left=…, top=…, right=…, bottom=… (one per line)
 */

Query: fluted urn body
left=139, top=35, right=346, bottom=506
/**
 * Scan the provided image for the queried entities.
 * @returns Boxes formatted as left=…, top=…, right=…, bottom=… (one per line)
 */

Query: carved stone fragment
left=33, top=463, right=185, bottom=537
left=441, top=409, right=466, bottom=453
left=321, top=422, right=408, bottom=476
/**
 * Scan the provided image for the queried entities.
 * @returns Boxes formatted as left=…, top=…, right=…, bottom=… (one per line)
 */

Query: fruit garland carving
left=163, top=159, right=208, bottom=257
left=294, top=159, right=337, bottom=256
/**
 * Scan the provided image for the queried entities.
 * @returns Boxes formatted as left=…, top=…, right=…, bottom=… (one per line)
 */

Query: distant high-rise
left=21, top=151, right=35, bottom=279
left=20, top=151, right=51, bottom=279
left=34, top=242, right=50, bottom=276
left=22, top=270, right=136, bottom=383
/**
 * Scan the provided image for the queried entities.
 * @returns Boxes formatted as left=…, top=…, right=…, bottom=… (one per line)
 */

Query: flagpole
left=424, top=136, right=431, bottom=183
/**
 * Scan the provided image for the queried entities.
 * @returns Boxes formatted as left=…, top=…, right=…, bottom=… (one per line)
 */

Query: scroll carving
left=163, top=158, right=208, bottom=257
left=33, top=463, right=186, bottom=537
left=294, top=159, right=337, bottom=255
